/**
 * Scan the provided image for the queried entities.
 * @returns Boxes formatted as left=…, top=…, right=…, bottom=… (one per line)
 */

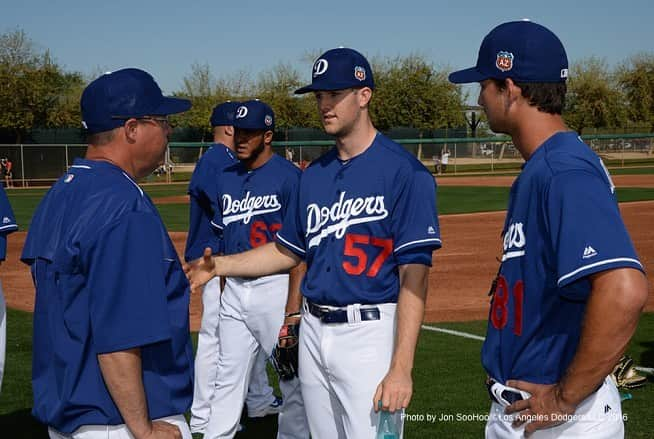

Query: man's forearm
left=391, top=264, right=429, bottom=371
left=98, top=348, right=151, bottom=438
left=285, top=262, right=306, bottom=315
left=559, top=268, right=648, bottom=407
left=215, top=242, right=300, bottom=278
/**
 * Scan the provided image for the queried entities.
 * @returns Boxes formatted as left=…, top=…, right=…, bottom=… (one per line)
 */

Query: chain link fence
left=1, top=134, right=652, bottom=187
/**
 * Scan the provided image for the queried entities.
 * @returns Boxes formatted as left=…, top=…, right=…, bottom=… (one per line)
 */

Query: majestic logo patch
left=264, top=115, right=273, bottom=126
left=582, top=246, right=598, bottom=259
left=560, top=68, right=569, bottom=79
left=427, top=226, right=436, bottom=235
left=222, top=192, right=281, bottom=225
left=2, top=217, right=10, bottom=224
left=313, top=59, right=329, bottom=77
left=235, top=106, right=248, bottom=119
left=354, top=66, right=366, bottom=81
left=64, top=174, right=75, bottom=183
left=496, top=51, right=514, bottom=72
left=306, top=191, right=388, bottom=248
left=502, top=221, right=525, bottom=261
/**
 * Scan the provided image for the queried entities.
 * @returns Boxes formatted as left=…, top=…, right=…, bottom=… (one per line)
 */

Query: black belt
left=306, top=301, right=381, bottom=324
left=486, top=378, right=525, bottom=405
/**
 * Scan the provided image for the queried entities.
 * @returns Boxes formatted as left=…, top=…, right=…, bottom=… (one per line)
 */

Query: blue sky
left=3, top=0, right=653, bottom=95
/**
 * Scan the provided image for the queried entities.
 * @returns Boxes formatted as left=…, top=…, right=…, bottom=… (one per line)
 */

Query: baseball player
left=185, top=101, right=279, bottom=435
left=202, top=100, right=309, bottom=439
left=23, top=68, right=194, bottom=439
left=449, top=20, right=648, bottom=438
left=186, top=48, right=441, bottom=439
left=0, top=184, right=18, bottom=393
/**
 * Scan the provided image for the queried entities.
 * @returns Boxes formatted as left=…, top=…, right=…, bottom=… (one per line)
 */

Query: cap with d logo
left=295, top=47, right=375, bottom=94
left=232, top=100, right=275, bottom=131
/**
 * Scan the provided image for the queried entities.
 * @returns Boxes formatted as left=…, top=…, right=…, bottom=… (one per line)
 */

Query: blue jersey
left=211, top=154, right=301, bottom=255
left=185, top=143, right=237, bottom=261
left=277, top=133, right=441, bottom=306
left=0, top=185, right=18, bottom=260
left=482, top=132, right=644, bottom=384
left=22, top=159, right=194, bottom=434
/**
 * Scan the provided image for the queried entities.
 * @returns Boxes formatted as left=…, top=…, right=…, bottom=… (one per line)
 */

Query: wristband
left=285, top=312, right=301, bottom=318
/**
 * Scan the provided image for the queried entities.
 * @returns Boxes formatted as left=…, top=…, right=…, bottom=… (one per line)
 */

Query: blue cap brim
left=152, top=96, right=192, bottom=115
left=448, top=67, right=489, bottom=84
left=294, top=81, right=374, bottom=95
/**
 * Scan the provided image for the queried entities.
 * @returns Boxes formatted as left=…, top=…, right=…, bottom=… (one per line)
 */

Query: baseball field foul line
left=421, top=325, right=485, bottom=341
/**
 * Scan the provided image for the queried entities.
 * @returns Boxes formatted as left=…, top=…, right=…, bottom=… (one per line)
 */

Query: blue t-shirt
left=211, top=154, right=301, bottom=255
left=185, top=143, right=237, bottom=261
left=0, top=185, right=18, bottom=260
left=22, top=159, right=194, bottom=434
left=482, top=132, right=644, bottom=384
left=276, top=133, right=441, bottom=306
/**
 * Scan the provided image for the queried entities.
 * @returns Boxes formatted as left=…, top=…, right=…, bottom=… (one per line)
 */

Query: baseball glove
left=271, top=323, right=299, bottom=381
left=611, top=355, right=648, bottom=389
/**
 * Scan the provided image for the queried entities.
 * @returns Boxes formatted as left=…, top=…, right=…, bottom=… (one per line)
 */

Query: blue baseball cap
left=449, top=20, right=568, bottom=84
left=81, top=68, right=191, bottom=134
left=294, top=47, right=374, bottom=94
left=210, top=101, right=240, bottom=127
left=232, top=100, right=275, bottom=131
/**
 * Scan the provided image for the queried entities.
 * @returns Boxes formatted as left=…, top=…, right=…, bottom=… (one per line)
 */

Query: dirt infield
left=436, top=174, right=654, bottom=187
left=2, top=200, right=652, bottom=331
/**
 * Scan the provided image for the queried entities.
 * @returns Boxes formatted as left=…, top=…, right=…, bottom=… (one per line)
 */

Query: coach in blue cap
left=450, top=21, right=647, bottom=439
left=23, top=68, right=194, bottom=439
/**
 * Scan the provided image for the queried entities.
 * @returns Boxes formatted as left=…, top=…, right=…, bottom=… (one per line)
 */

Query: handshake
left=183, top=248, right=219, bottom=290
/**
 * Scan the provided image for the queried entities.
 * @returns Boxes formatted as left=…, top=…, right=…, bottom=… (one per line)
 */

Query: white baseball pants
left=299, top=302, right=404, bottom=439
left=190, top=277, right=274, bottom=433
left=485, top=377, right=624, bottom=438
left=48, top=414, right=190, bottom=439
left=203, top=275, right=309, bottom=439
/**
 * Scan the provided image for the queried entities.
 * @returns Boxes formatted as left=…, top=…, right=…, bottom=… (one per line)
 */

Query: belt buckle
left=487, top=379, right=528, bottom=407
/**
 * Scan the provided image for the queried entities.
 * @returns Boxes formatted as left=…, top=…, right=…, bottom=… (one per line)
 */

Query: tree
left=370, top=54, right=466, bottom=132
left=618, top=53, right=654, bottom=130
left=0, top=29, right=85, bottom=142
left=564, top=57, right=627, bottom=133
left=172, top=62, right=253, bottom=140
left=255, top=62, right=320, bottom=134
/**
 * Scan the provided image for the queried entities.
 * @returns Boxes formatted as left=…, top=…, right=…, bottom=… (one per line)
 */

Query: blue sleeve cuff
left=396, top=246, right=434, bottom=266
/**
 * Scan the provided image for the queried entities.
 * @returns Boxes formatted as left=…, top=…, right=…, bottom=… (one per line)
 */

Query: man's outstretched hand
left=183, top=247, right=216, bottom=290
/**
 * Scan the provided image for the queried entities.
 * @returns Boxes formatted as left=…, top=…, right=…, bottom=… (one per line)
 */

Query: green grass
left=3, top=309, right=652, bottom=438
left=438, top=187, right=510, bottom=214
left=7, top=186, right=654, bottom=232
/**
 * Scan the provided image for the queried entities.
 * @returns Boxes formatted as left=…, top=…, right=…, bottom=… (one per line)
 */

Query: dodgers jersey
left=22, top=159, right=194, bottom=434
left=277, top=133, right=441, bottom=306
left=0, top=185, right=18, bottom=260
left=483, top=132, right=644, bottom=384
left=211, top=154, right=301, bottom=255
left=185, top=143, right=237, bottom=261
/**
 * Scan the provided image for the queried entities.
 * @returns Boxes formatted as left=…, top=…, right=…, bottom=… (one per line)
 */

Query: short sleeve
left=546, top=171, right=643, bottom=288
left=185, top=192, right=222, bottom=261
left=86, top=212, right=172, bottom=353
left=276, top=174, right=306, bottom=258
left=185, top=158, right=223, bottom=261
left=391, top=166, right=441, bottom=261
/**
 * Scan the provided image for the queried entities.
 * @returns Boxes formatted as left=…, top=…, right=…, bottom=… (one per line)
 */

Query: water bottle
left=376, top=401, right=399, bottom=439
